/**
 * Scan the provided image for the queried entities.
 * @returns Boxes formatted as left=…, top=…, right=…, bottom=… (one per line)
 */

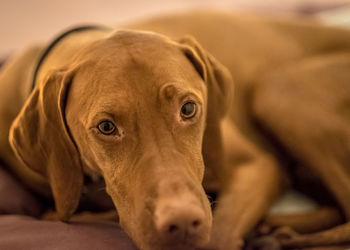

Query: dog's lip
left=156, top=227, right=210, bottom=250
left=160, top=242, right=198, bottom=250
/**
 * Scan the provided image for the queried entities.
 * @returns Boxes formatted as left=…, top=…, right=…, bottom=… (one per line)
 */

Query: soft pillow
left=0, top=215, right=137, bottom=250
left=0, top=167, right=42, bottom=217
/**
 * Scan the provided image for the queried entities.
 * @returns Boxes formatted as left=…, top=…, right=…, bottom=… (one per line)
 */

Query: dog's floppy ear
left=178, top=36, right=233, bottom=188
left=9, top=68, right=83, bottom=221
left=178, top=35, right=233, bottom=120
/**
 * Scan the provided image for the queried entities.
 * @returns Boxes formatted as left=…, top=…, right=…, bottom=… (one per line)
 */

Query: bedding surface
left=0, top=165, right=137, bottom=250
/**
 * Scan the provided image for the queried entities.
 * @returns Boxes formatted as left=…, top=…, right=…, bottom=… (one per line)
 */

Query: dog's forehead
left=96, top=31, right=192, bottom=73
left=82, top=30, right=184, bottom=64
left=75, top=30, right=204, bottom=95
left=70, top=31, right=205, bottom=117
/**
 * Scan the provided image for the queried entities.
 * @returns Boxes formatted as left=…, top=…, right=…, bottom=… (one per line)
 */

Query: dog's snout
left=156, top=204, right=205, bottom=239
left=155, top=197, right=210, bottom=248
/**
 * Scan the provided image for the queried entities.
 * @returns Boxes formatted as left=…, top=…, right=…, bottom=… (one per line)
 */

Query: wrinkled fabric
left=0, top=167, right=42, bottom=217
left=0, top=215, right=137, bottom=250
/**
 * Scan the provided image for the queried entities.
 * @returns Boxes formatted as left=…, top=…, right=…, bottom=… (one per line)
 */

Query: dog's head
left=9, top=30, right=232, bottom=250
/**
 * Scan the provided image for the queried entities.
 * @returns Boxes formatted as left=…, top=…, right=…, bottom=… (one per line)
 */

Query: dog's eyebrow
left=92, top=111, right=117, bottom=118
left=86, top=110, right=124, bottom=129
left=179, top=90, right=203, bottom=102
left=92, top=92, right=131, bottom=111
left=84, top=97, right=131, bottom=125
left=159, top=83, right=204, bottom=103
left=90, top=104, right=128, bottom=119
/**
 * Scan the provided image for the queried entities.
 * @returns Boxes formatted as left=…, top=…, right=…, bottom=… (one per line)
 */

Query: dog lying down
left=0, top=10, right=350, bottom=250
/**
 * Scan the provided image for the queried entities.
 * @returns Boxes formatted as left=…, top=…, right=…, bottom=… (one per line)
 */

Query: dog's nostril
left=168, top=224, right=179, bottom=233
left=155, top=204, right=207, bottom=243
left=192, top=219, right=200, bottom=228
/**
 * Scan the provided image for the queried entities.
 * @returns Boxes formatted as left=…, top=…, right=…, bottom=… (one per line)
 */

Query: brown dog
left=0, top=11, right=350, bottom=250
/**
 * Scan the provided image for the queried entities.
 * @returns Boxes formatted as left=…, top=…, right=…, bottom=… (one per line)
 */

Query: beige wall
left=0, top=0, right=349, bottom=57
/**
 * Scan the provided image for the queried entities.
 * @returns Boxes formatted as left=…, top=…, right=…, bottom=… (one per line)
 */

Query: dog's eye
left=180, top=101, right=196, bottom=119
left=97, top=120, right=116, bottom=135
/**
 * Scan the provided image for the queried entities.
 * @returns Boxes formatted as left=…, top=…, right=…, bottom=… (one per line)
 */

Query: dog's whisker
left=97, top=187, right=107, bottom=192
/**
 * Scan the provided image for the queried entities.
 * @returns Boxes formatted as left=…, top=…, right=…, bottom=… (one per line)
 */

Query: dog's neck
left=31, top=25, right=112, bottom=91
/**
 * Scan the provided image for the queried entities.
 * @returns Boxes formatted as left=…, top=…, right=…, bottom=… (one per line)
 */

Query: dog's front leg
left=209, top=155, right=285, bottom=249
left=276, top=222, right=350, bottom=248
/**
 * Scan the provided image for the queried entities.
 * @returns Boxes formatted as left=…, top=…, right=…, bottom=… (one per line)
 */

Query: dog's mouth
left=162, top=241, right=206, bottom=250
left=154, top=200, right=210, bottom=247
left=146, top=190, right=211, bottom=250
left=136, top=211, right=211, bottom=250
left=113, top=182, right=212, bottom=250
left=159, top=229, right=211, bottom=250
left=104, top=153, right=212, bottom=250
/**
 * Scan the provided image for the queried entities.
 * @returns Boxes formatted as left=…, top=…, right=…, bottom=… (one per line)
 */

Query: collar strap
left=31, top=25, right=112, bottom=91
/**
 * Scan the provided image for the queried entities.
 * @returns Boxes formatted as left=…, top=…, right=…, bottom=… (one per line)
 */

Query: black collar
left=31, top=25, right=112, bottom=91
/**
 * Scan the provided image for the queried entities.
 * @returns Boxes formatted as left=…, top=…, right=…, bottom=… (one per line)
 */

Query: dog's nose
left=155, top=204, right=206, bottom=244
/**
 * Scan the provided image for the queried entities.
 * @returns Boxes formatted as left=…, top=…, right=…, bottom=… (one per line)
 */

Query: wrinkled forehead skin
left=72, top=30, right=207, bottom=120
left=65, top=30, right=211, bottom=249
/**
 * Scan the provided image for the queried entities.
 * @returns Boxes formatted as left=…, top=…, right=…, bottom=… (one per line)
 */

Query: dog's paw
left=244, top=226, right=299, bottom=250
left=271, top=226, right=299, bottom=240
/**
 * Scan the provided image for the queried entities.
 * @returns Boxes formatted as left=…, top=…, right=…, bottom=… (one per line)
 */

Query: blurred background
left=0, top=0, right=350, bottom=57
